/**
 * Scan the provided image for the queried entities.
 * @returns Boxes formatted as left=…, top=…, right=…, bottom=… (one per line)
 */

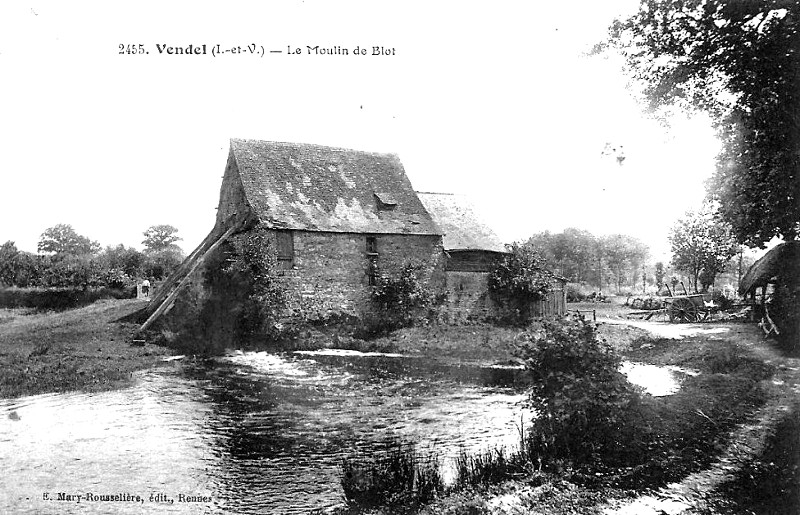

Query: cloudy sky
left=0, top=0, right=719, bottom=260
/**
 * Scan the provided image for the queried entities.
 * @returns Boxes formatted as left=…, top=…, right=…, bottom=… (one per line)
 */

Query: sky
left=0, top=0, right=721, bottom=261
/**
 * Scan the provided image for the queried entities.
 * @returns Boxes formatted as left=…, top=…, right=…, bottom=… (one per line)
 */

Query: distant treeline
left=526, top=228, right=649, bottom=294
left=0, top=224, right=185, bottom=290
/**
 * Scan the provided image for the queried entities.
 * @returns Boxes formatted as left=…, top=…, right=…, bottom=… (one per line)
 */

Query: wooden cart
left=664, top=293, right=714, bottom=323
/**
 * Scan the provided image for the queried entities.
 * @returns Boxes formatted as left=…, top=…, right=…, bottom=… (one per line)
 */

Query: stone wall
left=443, top=272, right=567, bottom=323
left=272, top=230, right=445, bottom=320
left=443, top=271, right=498, bottom=323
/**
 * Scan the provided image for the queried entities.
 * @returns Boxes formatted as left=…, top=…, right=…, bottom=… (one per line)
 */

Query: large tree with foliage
left=608, top=0, right=799, bottom=247
left=141, top=225, right=184, bottom=279
left=142, top=224, right=183, bottom=254
left=527, top=228, right=599, bottom=284
left=0, top=241, right=21, bottom=286
left=669, top=205, right=739, bottom=292
left=37, top=224, right=100, bottom=256
left=602, top=234, right=649, bottom=294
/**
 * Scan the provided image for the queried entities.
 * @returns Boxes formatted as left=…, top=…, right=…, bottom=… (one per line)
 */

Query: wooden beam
left=137, top=223, right=242, bottom=334
left=142, top=212, right=251, bottom=319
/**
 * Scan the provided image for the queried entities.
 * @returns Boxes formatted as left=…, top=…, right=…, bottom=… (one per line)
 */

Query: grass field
left=0, top=299, right=173, bottom=398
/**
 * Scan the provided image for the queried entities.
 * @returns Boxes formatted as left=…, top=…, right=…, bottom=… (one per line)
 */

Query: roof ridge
left=230, top=138, right=399, bottom=158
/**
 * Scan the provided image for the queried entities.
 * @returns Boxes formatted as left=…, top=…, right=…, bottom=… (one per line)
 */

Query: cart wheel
left=669, top=298, right=697, bottom=323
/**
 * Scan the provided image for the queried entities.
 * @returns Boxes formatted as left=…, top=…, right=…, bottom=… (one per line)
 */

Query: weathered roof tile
left=230, top=139, right=441, bottom=235
left=417, top=192, right=506, bottom=252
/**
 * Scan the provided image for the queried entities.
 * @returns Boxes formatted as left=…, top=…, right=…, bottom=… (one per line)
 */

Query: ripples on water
left=0, top=350, right=531, bottom=514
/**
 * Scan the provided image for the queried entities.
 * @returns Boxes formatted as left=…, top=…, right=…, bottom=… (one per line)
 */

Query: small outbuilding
left=418, top=192, right=566, bottom=321
left=739, top=240, right=800, bottom=340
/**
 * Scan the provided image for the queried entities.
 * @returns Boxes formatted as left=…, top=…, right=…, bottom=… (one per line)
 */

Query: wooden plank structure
left=138, top=212, right=252, bottom=333
left=739, top=240, right=800, bottom=335
left=531, top=278, right=567, bottom=317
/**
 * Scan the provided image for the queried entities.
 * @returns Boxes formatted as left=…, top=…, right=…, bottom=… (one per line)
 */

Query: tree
left=527, top=229, right=598, bottom=284
left=654, top=262, right=665, bottom=290
left=602, top=234, right=649, bottom=294
left=142, top=225, right=183, bottom=254
left=562, top=228, right=596, bottom=283
left=0, top=241, right=20, bottom=286
left=607, top=1, right=799, bottom=247
left=99, top=244, right=145, bottom=279
left=669, top=205, right=738, bottom=292
left=37, top=224, right=100, bottom=256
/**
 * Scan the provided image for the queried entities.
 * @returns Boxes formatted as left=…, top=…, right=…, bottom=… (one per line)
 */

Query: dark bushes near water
left=516, top=316, right=652, bottom=470
left=364, top=263, right=443, bottom=337
left=338, top=315, right=774, bottom=512
left=454, top=446, right=528, bottom=487
left=487, top=242, right=554, bottom=325
left=516, top=317, right=771, bottom=489
left=0, top=287, right=134, bottom=311
left=340, top=443, right=443, bottom=509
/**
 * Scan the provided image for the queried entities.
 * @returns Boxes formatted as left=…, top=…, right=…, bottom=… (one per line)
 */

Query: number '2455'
left=119, top=44, right=146, bottom=54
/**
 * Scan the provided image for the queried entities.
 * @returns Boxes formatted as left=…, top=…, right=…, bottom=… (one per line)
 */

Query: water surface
left=0, top=351, right=529, bottom=514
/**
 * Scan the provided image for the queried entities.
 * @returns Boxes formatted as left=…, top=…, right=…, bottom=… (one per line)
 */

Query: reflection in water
left=620, top=361, right=698, bottom=397
left=0, top=351, right=530, bottom=514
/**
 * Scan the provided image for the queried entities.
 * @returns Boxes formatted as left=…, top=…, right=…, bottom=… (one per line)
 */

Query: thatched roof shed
left=739, top=240, right=800, bottom=295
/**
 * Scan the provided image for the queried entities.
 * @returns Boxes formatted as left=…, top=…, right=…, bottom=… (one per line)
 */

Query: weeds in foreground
left=340, top=443, right=443, bottom=509
left=455, top=447, right=527, bottom=487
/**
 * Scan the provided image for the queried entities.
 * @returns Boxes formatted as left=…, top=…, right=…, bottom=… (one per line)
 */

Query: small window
left=366, top=236, right=378, bottom=285
left=276, top=231, right=294, bottom=265
left=366, top=236, right=378, bottom=255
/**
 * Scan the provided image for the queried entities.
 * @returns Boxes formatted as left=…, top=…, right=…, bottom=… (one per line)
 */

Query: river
left=0, top=351, right=531, bottom=514
left=0, top=348, right=690, bottom=514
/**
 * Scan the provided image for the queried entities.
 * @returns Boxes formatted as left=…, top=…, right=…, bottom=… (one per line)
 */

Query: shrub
left=369, top=263, right=438, bottom=335
left=515, top=316, right=650, bottom=468
left=488, top=242, right=554, bottom=324
left=711, top=288, right=735, bottom=311
left=143, top=249, right=183, bottom=281
left=565, top=282, right=588, bottom=302
left=0, top=287, right=133, bottom=311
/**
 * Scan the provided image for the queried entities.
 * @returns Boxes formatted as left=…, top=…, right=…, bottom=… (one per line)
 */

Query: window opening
left=366, top=236, right=378, bottom=285
left=276, top=231, right=294, bottom=268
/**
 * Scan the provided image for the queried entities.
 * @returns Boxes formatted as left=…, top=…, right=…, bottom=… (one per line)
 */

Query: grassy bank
left=345, top=324, right=523, bottom=364
left=0, top=299, right=173, bottom=398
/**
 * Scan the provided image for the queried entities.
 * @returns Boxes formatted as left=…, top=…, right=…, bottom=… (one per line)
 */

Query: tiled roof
left=230, top=139, right=440, bottom=235
left=416, top=192, right=506, bottom=252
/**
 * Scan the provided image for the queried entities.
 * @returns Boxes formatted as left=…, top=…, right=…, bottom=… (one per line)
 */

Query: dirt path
left=598, top=317, right=734, bottom=340
left=600, top=319, right=800, bottom=515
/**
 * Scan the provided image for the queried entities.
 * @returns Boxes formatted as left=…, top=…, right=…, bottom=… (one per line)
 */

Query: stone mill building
left=141, top=139, right=564, bottom=331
